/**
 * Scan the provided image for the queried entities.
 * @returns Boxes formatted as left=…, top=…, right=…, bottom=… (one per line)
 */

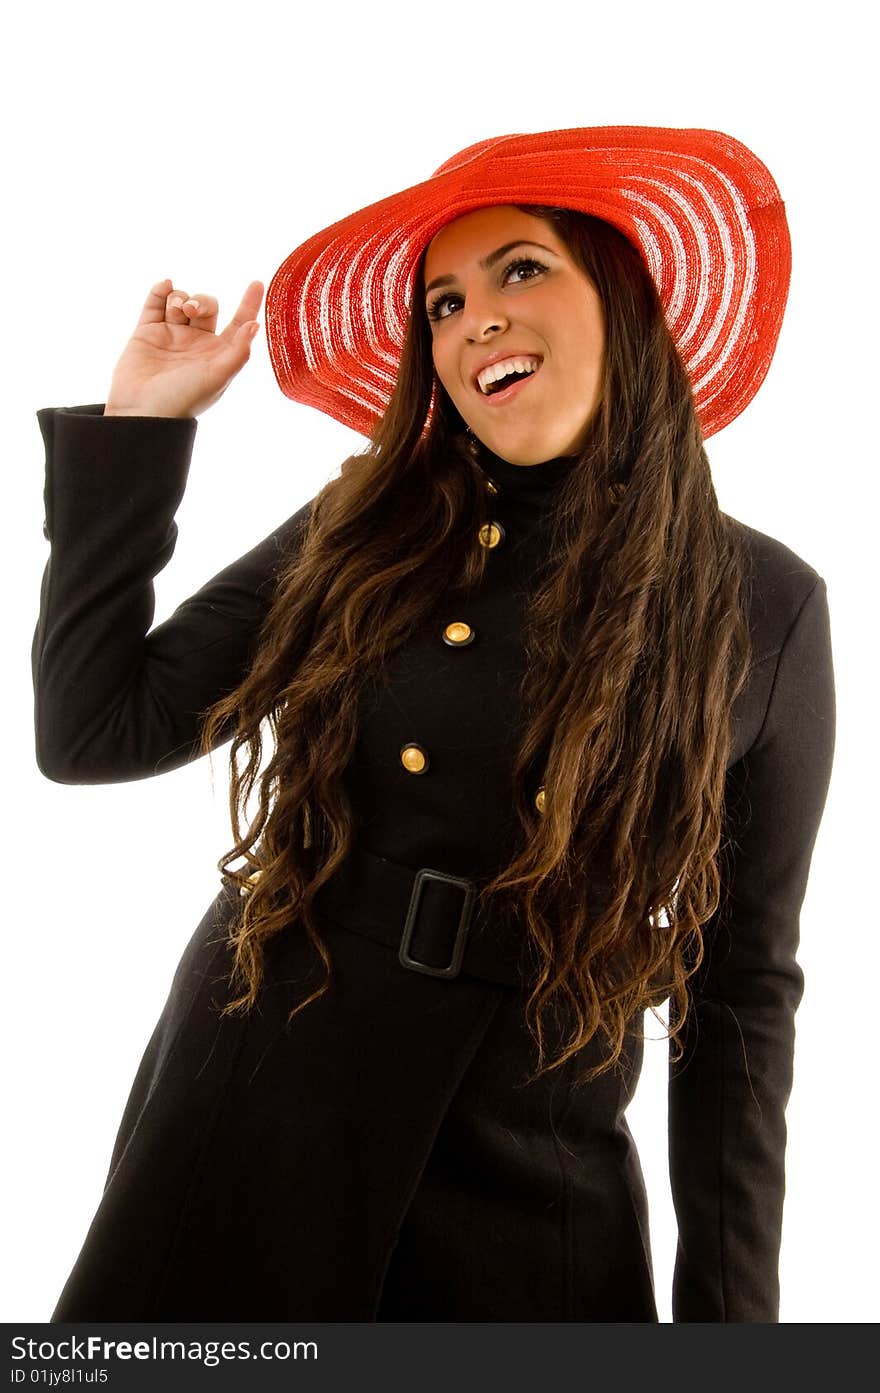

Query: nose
left=459, top=284, right=510, bottom=342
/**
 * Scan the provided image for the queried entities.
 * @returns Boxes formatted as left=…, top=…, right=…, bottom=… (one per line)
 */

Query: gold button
left=239, top=869, right=263, bottom=897
left=442, top=621, right=475, bottom=647
left=485, top=478, right=499, bottom=495
left=400, top=743, right=429, bottom=775
left=478, top=521, right=504, bottom=549
left=534, top=786, right=547, bottom=815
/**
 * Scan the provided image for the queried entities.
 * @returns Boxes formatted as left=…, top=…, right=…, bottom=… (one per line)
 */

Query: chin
left=482, top=433, right=575, bottom=467
left=491, top=448, right=550, bottom=467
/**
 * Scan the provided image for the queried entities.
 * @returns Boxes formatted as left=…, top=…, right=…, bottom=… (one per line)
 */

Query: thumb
left=239, top=320, right=260, bottom=342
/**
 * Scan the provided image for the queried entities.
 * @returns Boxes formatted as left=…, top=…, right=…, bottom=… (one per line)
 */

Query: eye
left=426, top=255, right=550, bottom=324
left=426, top=289, right=464, bottom=323
left=503, top=256, right=549, bottom=285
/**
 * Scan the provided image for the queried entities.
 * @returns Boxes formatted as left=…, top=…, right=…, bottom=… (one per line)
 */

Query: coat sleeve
left=667, top=574, right=836, bottom=1322
left=32, top=404, right=314, bottom=784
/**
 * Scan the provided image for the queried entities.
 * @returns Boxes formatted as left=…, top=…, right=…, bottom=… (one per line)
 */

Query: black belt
left=313, top=847, right=526, bottom=989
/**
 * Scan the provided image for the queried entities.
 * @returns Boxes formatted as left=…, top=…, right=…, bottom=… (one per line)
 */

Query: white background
left=3, top=0, right=875, bottom=1324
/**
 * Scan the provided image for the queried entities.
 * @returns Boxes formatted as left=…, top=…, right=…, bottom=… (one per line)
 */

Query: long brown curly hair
left=199, top=204, right=753, bottom=1088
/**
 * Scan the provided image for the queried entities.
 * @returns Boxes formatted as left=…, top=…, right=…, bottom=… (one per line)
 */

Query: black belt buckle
left=399, top=868, right=476, bottom=979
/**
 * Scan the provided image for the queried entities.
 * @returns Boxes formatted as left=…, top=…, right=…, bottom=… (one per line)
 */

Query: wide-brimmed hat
left=265, top=125, right=791, bottom=440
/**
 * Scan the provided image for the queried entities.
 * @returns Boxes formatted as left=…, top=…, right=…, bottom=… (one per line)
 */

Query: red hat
left=265, top=125, right=791, bottom=440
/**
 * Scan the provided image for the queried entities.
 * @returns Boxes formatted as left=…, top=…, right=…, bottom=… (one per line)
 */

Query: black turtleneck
left=475, top=446, right=580, bottom=501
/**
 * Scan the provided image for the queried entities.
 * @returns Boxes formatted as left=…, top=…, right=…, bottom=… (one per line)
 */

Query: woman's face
left=423, top=205, right=606, bottom=466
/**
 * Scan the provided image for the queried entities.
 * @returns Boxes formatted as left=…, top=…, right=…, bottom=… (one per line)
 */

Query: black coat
left=32, top=404, right=836, bottom=1322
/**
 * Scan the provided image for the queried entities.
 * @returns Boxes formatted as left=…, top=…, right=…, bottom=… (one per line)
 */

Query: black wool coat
left=32, top=405, right=836, bottom=1323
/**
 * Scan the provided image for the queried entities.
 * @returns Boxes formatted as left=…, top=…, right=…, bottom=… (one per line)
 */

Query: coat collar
left=476, top=446, right=580, bottom=499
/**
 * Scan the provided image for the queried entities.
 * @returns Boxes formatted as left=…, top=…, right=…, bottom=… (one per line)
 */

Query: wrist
left=104, top=402, right=190, bottom=419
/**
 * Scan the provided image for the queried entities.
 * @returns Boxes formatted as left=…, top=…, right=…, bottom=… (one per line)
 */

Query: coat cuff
left=36, top=405, right=198, bottom=543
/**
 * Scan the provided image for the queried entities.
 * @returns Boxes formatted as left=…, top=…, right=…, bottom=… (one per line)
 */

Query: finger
left=164, top=287, right=193, bottom=326
left=179, top=294, right=219, bottom=334
left=219, top=280, right=265, bottom=342
left=134, top=278, right=175, bottom=327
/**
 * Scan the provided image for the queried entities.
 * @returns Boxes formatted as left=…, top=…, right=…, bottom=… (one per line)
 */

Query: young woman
left=33, top=126, right=836, bottom=1322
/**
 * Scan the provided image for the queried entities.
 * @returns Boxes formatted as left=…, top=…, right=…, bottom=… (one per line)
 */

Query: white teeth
left=477, top=356, right=541, bottom=394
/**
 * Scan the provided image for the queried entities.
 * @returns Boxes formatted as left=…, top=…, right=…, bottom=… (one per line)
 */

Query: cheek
left=568, top=314, right=604, bottom=387
left=432, top=343, right=461, bottom=398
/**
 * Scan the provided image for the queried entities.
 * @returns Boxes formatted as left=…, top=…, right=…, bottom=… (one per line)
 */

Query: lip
left=479, top=369, right=541, bottom=408
left=470, top=350, right=544, bottom=392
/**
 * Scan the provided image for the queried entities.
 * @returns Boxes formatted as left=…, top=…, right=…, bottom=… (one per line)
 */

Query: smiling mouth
left=478, top=366, right=542, bottom=406
left=475, top=357, right=544, bottom=402
left=473, top=356, right=543, bottom=395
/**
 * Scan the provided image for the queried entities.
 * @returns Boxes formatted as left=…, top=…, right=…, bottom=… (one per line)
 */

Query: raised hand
left=104, top=278, right=264, bottom=419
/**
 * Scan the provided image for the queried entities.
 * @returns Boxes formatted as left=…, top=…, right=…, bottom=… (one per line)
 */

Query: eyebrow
left=423, top=240, right=559, bottom=297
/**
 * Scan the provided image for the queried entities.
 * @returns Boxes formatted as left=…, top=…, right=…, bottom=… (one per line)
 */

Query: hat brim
left=265, top=125, right=791, bottom=440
